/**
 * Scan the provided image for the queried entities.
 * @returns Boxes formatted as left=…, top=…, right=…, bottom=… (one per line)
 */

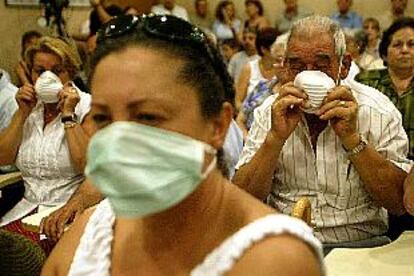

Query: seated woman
left=355, top=17, right=414, bottom=240
left=0, top=37, right=93, bottom=251
left=235, top=28, right=278, bottom=136
left=242, top=0, right=269, bottom=32
left=42, top=15, right=324, bottom=275
left=212, top=0, right=241, bottom=41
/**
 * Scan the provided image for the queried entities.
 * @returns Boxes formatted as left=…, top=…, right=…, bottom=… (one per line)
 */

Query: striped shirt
left=236, top=79, right=413, bottom=243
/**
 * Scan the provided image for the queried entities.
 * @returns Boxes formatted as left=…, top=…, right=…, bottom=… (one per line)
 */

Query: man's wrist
left=341, top=132, right=361, bottom=151
left=266, top=131, right=286, bottom=149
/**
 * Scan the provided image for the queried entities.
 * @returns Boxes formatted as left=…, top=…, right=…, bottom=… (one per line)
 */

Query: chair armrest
left=0, top=172, right=22, bottom=189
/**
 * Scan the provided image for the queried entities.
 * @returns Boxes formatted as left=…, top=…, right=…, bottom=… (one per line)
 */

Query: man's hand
left=316, top=85, right=359, bottom=149
left=270, top=82, right=308, bottom=142
left=40, top=198, right=86, bottom=242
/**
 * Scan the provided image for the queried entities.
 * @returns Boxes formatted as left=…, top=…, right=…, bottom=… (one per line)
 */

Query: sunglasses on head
left=96, top=13, right=230, bottom=95
left=97, top=14, right=208, bottom=49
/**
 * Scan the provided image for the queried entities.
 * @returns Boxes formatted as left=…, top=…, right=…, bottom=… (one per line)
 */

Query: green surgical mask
left=85, top=122, right=217, bottom=218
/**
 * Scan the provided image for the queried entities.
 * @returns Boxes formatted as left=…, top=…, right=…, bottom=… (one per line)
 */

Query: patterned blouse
left=356, top=69, right=414, bottom=160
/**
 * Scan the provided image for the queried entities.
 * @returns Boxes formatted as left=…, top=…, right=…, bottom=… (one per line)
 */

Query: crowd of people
left=0, top=0, right=413, bottom=275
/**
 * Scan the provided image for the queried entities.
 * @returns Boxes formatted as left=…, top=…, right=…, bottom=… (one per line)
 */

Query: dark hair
left=21, top=30, right=42, bottom=57
left=90, top=15, right=235, bottom=176
left=89, top=5, right=124, bottom=35
left=215, top=0, right=233, bottom=23
left=379, top=17, right=414, bottom=64
left=245, top=0, right=264, bottom=16
left=221, top=38, right=241, bottom=50
left=91, top=16, right=235, bottom=117
left=255, top=27, right=278, bottom=56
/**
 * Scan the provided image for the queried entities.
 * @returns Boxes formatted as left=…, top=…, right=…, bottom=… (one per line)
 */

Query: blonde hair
left=25, top=36, right=82, bottom=77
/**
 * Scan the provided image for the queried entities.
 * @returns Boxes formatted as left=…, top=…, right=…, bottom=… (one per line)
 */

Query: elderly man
left=151, top=0, right=189, bottom=21
left=233, top=15, right=413, bottom=253
left=330, top=0, right=363, bottom=34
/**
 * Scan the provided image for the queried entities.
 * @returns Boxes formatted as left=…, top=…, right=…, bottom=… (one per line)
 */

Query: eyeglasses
left=97, top=14, right=230, bottom=92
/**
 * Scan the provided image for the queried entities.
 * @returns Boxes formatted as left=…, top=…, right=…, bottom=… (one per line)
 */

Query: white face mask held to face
left=293, top=70, right=336, bottom=113
left=85, top=121, right=217, bottom=218
left=34, top=71, right=63, bottom=103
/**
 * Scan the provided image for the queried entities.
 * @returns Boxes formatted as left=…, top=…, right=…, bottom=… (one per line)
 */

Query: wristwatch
left=345, top=135, right=368, bottom=157
left=61, top=113, right=78, bottom=124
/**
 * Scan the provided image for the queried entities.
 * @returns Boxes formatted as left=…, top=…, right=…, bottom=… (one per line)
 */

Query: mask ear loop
left=201, top=143, right=217, bottom=179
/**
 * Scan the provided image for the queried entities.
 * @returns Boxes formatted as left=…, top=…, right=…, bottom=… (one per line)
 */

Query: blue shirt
left=330, top=11, right=363, bottom=30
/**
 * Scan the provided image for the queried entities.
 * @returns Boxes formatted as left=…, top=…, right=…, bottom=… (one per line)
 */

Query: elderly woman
left=42, top=15, right=323, bottom=275
left=356, top=17, right=414, bottom=161
left=0, top=37, right=92, bottom=249
left=355, top=17, right=414, bottom=240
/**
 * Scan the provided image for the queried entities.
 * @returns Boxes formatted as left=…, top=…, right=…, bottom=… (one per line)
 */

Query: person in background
left=378, top=0, right=411, bottom=30
left=15, top=31, right=42, bottom=86
left=275, top=0, right=311, bottom=34
left=242, top=0, right=269, bottom=33
left=219, top=38, right=241, bottom=63
left=344, top=34, right=364, bottom=80
left=151, top=0, right=189, bottom=21
left=212, top=0, right=241, bottom=41
left=0, top=69, right=18, bottom=131
left=228, top=27, right=259, bottom=85
left=355, top=17, right=414, bottom=240
left=191, top=0, right=213, bottom=32
left=355, top=17, right=414, bottom=161
left=359, top=17, right=385, bottom=71
left=42, top=14, right=323, bottom=276
left=235, top=27, right=278, bottom=112
left=233, top=15, right=413, bottom=254
left=0, top=37, right=93, bottom=253
left=236, top=37, right=287, bottom=138
left=330, top=0, right=363, bottom=35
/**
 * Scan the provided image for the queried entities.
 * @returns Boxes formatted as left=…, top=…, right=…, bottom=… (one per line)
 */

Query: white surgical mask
left=85, top=122, right=217, bottom=218
left=34, top=71, right=63, bottom=103
left=293, top=70, right=335, bottom=113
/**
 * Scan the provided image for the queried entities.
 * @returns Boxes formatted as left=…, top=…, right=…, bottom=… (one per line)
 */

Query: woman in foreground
left=42, top=14, right=323, bottom=276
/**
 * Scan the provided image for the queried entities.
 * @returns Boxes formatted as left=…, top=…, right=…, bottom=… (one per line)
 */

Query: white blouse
left=0, top=90, right=91, bottom=226
left=68, top=200, right=324, bottom=276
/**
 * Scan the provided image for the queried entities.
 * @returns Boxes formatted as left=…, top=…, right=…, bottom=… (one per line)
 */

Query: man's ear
left=340, top=53, right=352, bottom=80
left=209, top=102, right=233, bottom=149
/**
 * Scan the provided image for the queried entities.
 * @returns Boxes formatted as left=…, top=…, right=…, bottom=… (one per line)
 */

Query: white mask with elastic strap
left=35, top=71, right=63, bottom=103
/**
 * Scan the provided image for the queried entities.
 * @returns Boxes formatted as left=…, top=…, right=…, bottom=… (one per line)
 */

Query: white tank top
left=246, top=58, right=266, bottom=98
left=68, top=200, right=324, bottom=276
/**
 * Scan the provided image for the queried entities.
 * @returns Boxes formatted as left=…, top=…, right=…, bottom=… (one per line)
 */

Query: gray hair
left=287, top=15, right=346, bottom=58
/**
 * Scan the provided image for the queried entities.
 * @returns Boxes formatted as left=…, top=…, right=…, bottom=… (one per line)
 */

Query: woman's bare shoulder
left=41, top=207, right=96, bottom=276
left=229, top=233, right=322, bottom=276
